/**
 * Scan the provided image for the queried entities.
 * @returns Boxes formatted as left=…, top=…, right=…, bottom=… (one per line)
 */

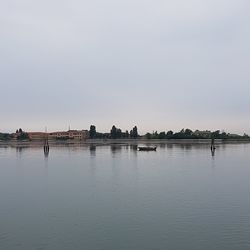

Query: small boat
left=138, top=146, right=157, bottom=151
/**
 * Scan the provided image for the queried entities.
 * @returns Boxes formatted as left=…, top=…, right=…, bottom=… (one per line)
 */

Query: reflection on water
left=130, top=144, right=138, bottom=151
left=1, top=142, right=250, bottom=250
left=16, top=146, right=23, bottom=154
left=211, top=148, right=216, bottom=157
left=110, top=145, right=122, bottom=155
left=89, top=145, right=96, bottom=157
left=44, top=150, right=49, bottom=158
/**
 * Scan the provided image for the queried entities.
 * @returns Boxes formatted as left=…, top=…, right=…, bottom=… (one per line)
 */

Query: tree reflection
left=110, top=145, right=122, bottom=155
left=89, top=145, right=96, bottom=157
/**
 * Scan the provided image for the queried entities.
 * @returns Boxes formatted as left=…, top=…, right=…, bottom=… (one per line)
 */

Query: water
left=1, top=142, right=250, bottom=250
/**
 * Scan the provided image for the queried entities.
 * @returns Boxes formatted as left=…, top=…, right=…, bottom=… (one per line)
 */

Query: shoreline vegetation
left=0, top=125, right=250, bottom=142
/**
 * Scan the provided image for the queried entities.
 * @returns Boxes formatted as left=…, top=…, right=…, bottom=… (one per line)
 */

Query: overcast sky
left=1, top=0, right=250, bottom=134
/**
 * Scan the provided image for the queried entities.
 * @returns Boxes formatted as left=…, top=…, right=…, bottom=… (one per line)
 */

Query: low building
left=49, top=130, right=89, bottom=140
left=27, top=132, right=47, bottom=140
left=27, top=130, right=89, bottom=141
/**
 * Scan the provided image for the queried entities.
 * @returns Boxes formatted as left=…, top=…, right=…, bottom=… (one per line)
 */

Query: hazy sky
left=1, top=0, right=250, bottom=134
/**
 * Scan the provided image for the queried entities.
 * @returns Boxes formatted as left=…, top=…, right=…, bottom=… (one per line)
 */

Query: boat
left=138, top=146, right=157, bottom=151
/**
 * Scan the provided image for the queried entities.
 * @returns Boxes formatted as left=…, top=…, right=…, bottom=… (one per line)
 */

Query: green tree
left=133, top=126, right=138, bottom=138
left=0, top=133, right=13, bottom=141
left=211, top=130, right=220, bottom=138
left=221, top=132, right=228, bottom=139
left=130, top=126, right=138, bottom=138
left=180, top=128, right=185, bottom=134
left=111, top=125, right=117, bottom=139
left=116, top=129, right=122, bottom=138
left=145, top=133, right=151, bottom=139
left=152, top=131, right=158, bottom=139
left=17, top=132, right=29, bottom=140
left=166, top=130, right=173, bottom=138
left=184, top=129, right=193, bottom=136
left=89, top=125, right=96, bottom=139
left=125, top=130, right=129, bottom=138
left=158, top=131, right=166, bottom=139
left=129, top=130, right=133, bottom=138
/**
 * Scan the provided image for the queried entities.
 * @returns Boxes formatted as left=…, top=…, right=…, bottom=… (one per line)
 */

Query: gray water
left=1, top=143, right=250, bottom=250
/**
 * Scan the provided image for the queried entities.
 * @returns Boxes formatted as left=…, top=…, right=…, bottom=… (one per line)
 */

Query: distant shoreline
left=1, top=138, right=250, bottom=147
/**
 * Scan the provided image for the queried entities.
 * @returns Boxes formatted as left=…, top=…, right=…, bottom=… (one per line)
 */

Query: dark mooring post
left=44, top=140, right=49, bottom=153
left=211, top=138, right=215, bottom=153
left=44, top=131, right=49, bottom=154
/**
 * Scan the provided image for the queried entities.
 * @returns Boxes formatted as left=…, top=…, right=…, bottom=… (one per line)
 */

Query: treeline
left=89, top=125, right=139, bottom=139
left=0, top=128, right=29, bottom=141
left=144, top=129, right=250, bottom=140
left=0, top=133, right=13, bottom=140
left=15, top=128, right=29, bottom=140
left=1, top=126, right=249, bottom=141
left=88, top=125, right=250, bottom=140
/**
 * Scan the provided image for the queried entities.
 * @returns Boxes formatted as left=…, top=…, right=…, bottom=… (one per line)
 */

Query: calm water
left=1, top=143, right=250, bottom=250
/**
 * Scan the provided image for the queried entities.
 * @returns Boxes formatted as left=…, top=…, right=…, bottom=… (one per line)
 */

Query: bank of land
left=1, top=125, right=249, bottom=142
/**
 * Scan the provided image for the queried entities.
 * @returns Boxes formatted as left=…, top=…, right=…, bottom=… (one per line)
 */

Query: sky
left=1, top=0, right=250, bottom=134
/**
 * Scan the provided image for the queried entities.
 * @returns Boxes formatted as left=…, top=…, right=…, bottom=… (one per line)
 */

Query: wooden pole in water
left=211, top=138, right=215, bottom=152
left=44, top=127, right=49, bottom=153
left=44, top=140, right=49, bottom=153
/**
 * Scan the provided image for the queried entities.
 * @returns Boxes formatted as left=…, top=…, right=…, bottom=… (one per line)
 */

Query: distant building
left=27, top=132, right=47, bottom=140
left=49, top=130, right=89, bottom=140
left=27, top=130, right=89, bottom=141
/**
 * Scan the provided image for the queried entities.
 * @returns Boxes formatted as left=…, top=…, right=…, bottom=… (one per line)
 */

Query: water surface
left=1, top=143, right=250, bottom=250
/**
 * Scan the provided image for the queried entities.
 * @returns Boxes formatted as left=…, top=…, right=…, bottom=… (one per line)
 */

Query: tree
left=133, top=126, right=138, bottom=138
left=0, top=133, right=13, bottom=141
left=145, top=133, right=151, bottom=139
left=18, top=128, right=23, bottom=133
left=159, top=131, right=166, bottom=139
left=110, top=125, right=117, bottom=139
left=89, top=125, right=96, bottom=139
left=221, top=132, right=228, bottom=139
left=184, top=129, right=193, bottom=136
left=125, top=130, right=129, bottom=138
left=130, top=126, right=138, bottom=138
left=17, top=132, right=29, bottom=140
left=129, top=130, right=133, bottom=138
left=151, top=131, right=158, bottom=139
left=166, top=130, right=173, bottom=138
left=211, top=130, right=220, bottom=138
left=116, top=129, right=122, bottom=138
